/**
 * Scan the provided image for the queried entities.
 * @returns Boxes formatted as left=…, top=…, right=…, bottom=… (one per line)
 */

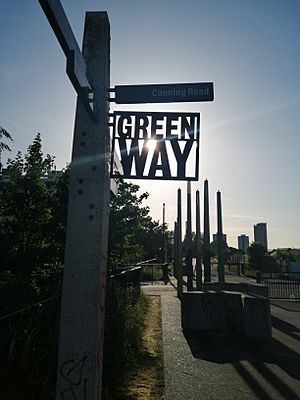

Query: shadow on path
left=184, top=322, right=300, bottom=400
left=272, top=315, right=300, bottom=342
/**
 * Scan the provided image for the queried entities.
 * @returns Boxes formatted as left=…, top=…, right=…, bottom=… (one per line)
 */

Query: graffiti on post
left=201, top=296, right=216, bottom=319
left=59, top=355, right=88, bottom=399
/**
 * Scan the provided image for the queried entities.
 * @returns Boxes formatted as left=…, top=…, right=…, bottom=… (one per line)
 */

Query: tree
left=246, top=242, right=278, bottom=270
left=247, top=242, right=267, bottom=268
left=108, top=181, right=165, bottom=270
left=0, top=126, right=13, bottom=170
left=0, top=126, right=13, bottom=152
left=0, top=133, right=66, bottom=311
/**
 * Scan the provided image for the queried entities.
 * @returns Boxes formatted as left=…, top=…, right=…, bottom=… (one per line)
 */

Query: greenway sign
left=111, top=111, right=200, bottom=181
left=114, top=82, right=214, bottom=104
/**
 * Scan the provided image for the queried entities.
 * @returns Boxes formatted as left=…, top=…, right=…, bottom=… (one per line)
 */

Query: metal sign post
left=38, top=2, right=111, bottom=398
left=38, top=0, right=97, bottom=122
left=55, top=12, right=110, bottom=400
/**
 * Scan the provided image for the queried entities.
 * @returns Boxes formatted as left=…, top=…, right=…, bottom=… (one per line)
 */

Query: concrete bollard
left=181, top=290, right=272, bottom=341
left=242, top=294, right=272, bottom=341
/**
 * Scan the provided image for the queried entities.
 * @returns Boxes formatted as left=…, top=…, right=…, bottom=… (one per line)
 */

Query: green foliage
left=0, top=126, right=13, bottom=153
left=0, top=133, right=67, bottom=312
left=247, top=242, right=267, bottom=267
left=247, top=242, right=278, bottom=270
left=273, top=248, right=296, bottom=263
left=0, top=134, right=68, bottom=399
left=102, top=286, right=148, bottom=399
left=108, top=181, right=166, bottom=270
left=0, top=134, right=165, bottom=400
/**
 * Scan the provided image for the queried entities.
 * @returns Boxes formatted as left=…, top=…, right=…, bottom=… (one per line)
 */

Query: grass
left=106, top=294, right=165, bottom=400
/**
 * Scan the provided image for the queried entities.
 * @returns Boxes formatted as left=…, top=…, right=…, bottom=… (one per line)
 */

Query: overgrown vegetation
left=102, top=286, right=149, bottom=399
left=0, top=134, right=67, bottom=399
left=0, top=134, right=166, bottom=399
left=246, top=242, right=278, bottom=270
left=108, top=181, right=171, bottom=269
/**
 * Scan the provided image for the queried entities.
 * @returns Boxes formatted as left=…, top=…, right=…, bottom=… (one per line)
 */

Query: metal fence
left=115, top=259, right=168, bottom=285
left=0, top=265, right=146, bottom=399
left=141, top=263, right=168, bottom=283
left=109, top=266, right=142, bottom=290
left=224, top=264, right=300, bottom=300
left=224, top=263, right=256, bottom=277
left=257, top=272, right=300, bottom=300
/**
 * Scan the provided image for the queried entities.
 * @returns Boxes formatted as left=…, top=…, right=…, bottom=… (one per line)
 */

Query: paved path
left=142, top=280, right=300, bottom=400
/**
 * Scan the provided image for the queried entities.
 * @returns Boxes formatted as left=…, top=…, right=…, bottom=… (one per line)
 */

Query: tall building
left=238, top=234, right=249, bottom=252
left=212, top=233, right=227, bottom=244
left=254, top=223, right=268, bottom=249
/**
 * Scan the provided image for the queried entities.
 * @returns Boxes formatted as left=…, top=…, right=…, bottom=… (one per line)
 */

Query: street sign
left=111, top=111, right=200, bottom=181
left=38, top=0, right=97, bottom=121
left=113, top=82, right=214, bottom=104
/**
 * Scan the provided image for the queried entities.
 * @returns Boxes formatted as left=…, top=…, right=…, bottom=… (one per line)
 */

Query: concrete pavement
left=142, top=280, right=300, bottom=400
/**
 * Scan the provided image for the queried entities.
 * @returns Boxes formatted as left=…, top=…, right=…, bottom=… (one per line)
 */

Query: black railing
left=0, top=293, right=61, bottom=399
left=114, top=259, right=169, bottom=285
left=109, top=266, right=142, bottom=289
left=141, top=263, right=168, bottom=284
left=0, top=265, right=145, bottom=400
left=224, top=262, right=257, bottom=278
left=257, top=272, right=300, bottom=300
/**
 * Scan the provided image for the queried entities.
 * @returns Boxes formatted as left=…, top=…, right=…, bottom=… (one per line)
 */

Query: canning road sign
left=112, top=82, right=214, bottom=104
left=111, top=111, right=200, bottom=181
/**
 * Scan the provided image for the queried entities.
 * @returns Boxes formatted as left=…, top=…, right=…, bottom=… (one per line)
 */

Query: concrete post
left=56, top=12, right=110, bottom=400
left=203, top=179, right=211, bottom=282
left=162, top=202, right=168, bottom=283
left=186, top=181, right=193, bottom=291
left=174, top=221, right=178, bottom=278
left=163, top=203, right=168, bottom=264
left=195, top=190, right=202, bottom=290
left=217, top=191, right=225, bottom=283
left=177, top=189, right=183, bottom=298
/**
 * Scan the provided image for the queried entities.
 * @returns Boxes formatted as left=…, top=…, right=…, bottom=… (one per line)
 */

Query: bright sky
left=1, top=0, right=299, bottom=249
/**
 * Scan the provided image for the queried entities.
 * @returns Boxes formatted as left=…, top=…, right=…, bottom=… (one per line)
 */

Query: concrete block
left=181, top=290, right=272, bottom=342
left=181, top=291, right=243, bottom=332
left=204, top=282, right=269, bottom=298
left=181, top=291, right=217, bottom=331
left=217, top=291, right=243, bottom=332
left=242, top=294, right=272, bottom=341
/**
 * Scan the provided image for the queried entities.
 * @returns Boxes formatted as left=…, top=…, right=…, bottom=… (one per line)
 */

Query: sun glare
left=146, top=139, right=157, bottom=152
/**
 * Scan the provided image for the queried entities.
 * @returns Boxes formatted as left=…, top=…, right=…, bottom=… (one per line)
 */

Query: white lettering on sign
left=152, top=88, right=186, bottom=98
left=187, top=87, right=209, bottom=96
left=111, top=111, right=200, bottom=181
left=151, top=87, right=210, bottom=99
